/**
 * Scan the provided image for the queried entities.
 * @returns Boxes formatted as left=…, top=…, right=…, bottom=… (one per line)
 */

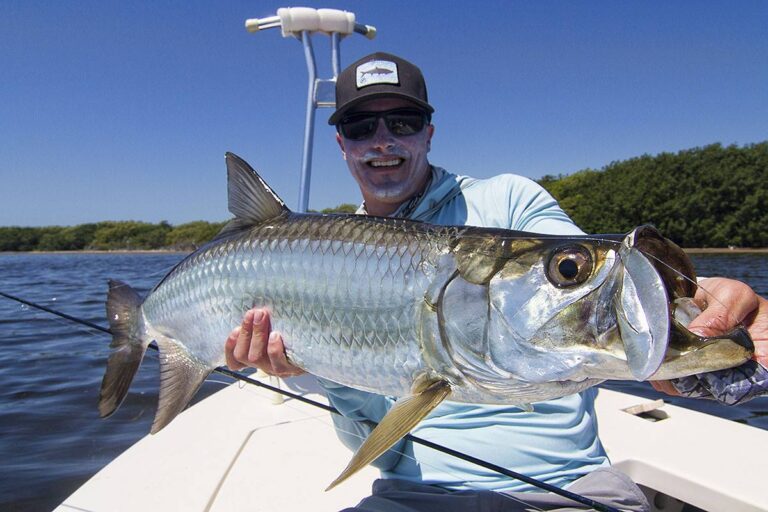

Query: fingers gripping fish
left=99, top=153, right=753, bottom=489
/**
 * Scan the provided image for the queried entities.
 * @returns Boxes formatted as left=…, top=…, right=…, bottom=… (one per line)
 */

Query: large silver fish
left=100, top=153, right=753, bottom=488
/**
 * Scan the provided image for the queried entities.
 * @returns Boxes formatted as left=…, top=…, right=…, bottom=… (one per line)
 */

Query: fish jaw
left=651, top=320, right=754, bottom=380
left=648, top=297, right=754, bottom=380
left=612, top=234, right=672, bottom=380
left=625, top=226, right=754, bottom=379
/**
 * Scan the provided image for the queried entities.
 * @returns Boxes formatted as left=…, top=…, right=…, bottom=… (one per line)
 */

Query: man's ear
left=426, top=124, right=435, bottom=152
left=336, top=133, right=347, bottom=160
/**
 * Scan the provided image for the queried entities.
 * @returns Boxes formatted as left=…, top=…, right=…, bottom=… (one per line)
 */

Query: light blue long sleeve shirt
left=320, top=166, right=609, bottom=492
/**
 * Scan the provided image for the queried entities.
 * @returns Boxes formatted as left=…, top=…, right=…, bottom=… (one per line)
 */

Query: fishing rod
left=0, top=8, right=623, bottom=510
left=0, top=289, right=620, bottom=512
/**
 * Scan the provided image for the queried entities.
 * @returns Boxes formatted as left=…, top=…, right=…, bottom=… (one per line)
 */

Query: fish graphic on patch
left=356, top=59, right=399, bottom=87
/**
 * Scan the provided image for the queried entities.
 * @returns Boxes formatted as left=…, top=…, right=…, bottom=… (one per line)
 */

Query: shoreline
left=682, top=247, right=768, bottom=254
left=2, top=248, right=768, bottom=255
left=0, top=249, right=191, bottom=255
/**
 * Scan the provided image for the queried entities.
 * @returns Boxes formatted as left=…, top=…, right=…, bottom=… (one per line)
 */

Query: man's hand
left=224, top=308, right=305, bottom=377
left=688, top=278, right=768, bottom=365
left=652, top=277, right=768, bottom=396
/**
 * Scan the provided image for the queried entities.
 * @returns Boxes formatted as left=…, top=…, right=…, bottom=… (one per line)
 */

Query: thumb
left=687, top=278, right=757, bottom=337
left=686, top=301, right=737, bottom=337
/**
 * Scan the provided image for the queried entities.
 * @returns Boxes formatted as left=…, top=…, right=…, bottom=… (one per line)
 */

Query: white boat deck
left=56, top=375, right=378, bottom=512
left=597, top=389, right=767, bottom=512
left=56, top=375, right=768, bottom=512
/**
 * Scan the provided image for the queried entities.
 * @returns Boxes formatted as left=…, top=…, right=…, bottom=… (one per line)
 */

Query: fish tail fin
left=99, top=279, right=149, bottom=418
left=152, top=336, right=213, bottom=434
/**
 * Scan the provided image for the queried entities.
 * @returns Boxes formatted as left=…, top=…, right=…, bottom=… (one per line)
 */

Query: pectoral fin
left=326, top=378, right=451, bottom=491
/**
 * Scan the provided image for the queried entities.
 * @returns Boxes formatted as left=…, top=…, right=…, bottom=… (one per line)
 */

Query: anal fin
left=151, top=334, right=214, bottom=434
left=326, top=378, right=451, bottom=491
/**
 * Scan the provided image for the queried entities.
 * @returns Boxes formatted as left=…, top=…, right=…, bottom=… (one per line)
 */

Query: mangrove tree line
left=0, top=205, right=358, bottom=252
left=1, top=142, right=765, bottom=250
left=538, top=142, right=767, bottom=247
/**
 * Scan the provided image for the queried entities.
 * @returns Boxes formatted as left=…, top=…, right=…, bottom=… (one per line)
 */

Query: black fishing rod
left=0, top=290, right=621, bottom=512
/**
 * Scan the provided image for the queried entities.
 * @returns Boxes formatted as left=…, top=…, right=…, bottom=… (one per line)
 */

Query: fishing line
left=0, top=291, right=109, bottom=334
left=0, top=290, right=620, bottom=512
left=274, top=404, right=550, bottom=512
left=627, top=249, right=746, bottom=332
left=218, top=367, right=617, bottom=512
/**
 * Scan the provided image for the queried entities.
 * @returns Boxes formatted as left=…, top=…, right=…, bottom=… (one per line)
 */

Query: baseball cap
left=328, top=52, right=435, bottom=125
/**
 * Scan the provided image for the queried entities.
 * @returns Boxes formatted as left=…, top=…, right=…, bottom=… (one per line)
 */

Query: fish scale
left=142, top=212, right=445, bottom=396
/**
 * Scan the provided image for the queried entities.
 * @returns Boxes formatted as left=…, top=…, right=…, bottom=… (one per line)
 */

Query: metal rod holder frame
left=297, top=32, right=342, bottom=213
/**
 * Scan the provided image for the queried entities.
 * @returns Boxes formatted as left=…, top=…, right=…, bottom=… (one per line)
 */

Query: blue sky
left=2, top=1, right=766, bottom=227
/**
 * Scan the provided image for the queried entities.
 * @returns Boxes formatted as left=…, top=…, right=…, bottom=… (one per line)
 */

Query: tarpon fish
left=360, top=67, right=394, bottom=77
left=100, top=153, right=753, bottom=489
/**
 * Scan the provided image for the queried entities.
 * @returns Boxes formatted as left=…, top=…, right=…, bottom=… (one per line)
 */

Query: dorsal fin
left=213, top=152, right=291, bottom=240
left=226, top=152, right=289, bottom=221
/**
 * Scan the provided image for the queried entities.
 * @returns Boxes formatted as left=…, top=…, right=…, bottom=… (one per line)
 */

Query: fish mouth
left=611, top=226, right=675, bottom=380
left=630, top=225, right=697, bottom=301
left=615, top=226, right=753, bottom=380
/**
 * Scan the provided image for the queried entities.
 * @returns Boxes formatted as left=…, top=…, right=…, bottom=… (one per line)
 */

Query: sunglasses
left=337, top=108, right=429, bottom=141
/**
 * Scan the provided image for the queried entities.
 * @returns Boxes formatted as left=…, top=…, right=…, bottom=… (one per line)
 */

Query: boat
left=55, top=8, right=768, bottom=511
left=54, top=373, right=768, bottom=512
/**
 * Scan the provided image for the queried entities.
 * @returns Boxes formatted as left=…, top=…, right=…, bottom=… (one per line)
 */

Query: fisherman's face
left=336, top=97, right=434, bottom=217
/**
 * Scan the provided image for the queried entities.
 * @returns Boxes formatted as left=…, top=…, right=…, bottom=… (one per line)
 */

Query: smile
left=368, top=158, right=404, bottom=168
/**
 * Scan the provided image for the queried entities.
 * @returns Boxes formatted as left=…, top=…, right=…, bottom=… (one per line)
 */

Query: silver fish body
left=142, top=213, right=445, bottom=398
left=141, top=212, right=644, bottom=404
left=99, top=153, right=753, bottom=486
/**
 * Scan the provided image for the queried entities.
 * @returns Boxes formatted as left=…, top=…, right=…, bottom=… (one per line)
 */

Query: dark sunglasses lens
left=386, top=112, right=426, bottom=136
left=339, top=109, right=427, bottom=140
left=340, top=116, right=377, bottom=141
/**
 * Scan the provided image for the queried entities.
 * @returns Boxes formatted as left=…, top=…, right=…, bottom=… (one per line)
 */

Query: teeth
left=370, top=159, right=402, bottom=168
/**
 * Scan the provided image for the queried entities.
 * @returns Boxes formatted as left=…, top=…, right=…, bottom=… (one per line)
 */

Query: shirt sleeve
left=504, top=175, right=585, bottom=235
left=461, top=174, right=585, bottom=235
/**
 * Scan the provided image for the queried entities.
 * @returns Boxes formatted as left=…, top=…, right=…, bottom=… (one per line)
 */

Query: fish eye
left=546, top=245, right=594, bottom=287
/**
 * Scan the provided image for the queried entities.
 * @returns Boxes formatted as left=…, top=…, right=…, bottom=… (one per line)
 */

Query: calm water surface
left=0, top=252, right=766, bottom=511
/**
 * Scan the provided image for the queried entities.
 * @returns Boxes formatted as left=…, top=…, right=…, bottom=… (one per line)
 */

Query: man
left=225, top=53, right=768, bottom=511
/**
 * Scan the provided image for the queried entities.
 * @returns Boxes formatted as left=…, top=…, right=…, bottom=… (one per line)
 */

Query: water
left=0, top=253, right=234, bottom=511
left=0, top=252, right=766, bottom=511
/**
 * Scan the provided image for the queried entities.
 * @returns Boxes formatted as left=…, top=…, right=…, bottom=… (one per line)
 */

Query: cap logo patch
left=356, top=60, right=399, bottom=89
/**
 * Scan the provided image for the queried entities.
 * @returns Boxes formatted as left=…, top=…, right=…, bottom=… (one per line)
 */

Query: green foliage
left=166, top=221, right=227, bottom=250
left=320, top=203, right=358, bottom=214
left=37, top=224, right=100, bottom=251
left=0, top=220, right=226, bottom=252
left=538, top=142, right=768, bottom=247
left=307, top=203, right=359, bottom=214
left=89, top=221, right=173, bottom=250
left=0, top=227, right=59, bottom=251
left=2, top=143, right=765, bottom=250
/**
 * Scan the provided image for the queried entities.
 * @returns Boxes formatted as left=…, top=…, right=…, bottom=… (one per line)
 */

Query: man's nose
left=370, top=118, right=395, bottom=147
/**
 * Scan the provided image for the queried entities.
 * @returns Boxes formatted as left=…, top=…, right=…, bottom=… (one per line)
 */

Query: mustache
left=363, top=148, right=409, bottom=161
